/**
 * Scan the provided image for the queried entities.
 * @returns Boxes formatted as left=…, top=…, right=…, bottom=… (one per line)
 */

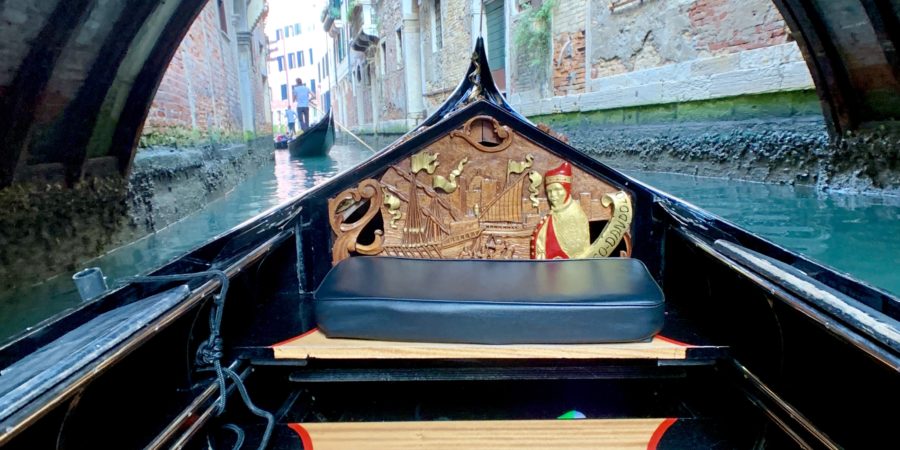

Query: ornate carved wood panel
left=329, top=118, right=633, bottom=263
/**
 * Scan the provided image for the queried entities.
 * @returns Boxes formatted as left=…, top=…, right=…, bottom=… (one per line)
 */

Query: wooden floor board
left=288, top=418, right=674, bottom=450
left=272, top=329, right=689, bottom=361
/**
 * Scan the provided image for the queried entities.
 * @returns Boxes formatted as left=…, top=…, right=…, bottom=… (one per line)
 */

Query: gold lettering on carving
left=433, top=157, right=469, bottom=193
left=579, top=191, right=633, bottom=258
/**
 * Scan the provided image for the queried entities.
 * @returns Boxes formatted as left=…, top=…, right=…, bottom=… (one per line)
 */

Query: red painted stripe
left=648, top=418, right=678, bottom=450
left=271, top=328, right=320, bottom=348
left=288, top=423, right=314, bottom=450
left=655, top=335, right=692, bottom=347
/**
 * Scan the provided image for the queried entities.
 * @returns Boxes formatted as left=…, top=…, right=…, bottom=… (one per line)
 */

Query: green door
left=485, top=0, right=506, bottom=89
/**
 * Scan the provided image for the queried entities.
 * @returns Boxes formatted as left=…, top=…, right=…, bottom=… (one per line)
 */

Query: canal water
left=1, top=140, right=898, bottom=343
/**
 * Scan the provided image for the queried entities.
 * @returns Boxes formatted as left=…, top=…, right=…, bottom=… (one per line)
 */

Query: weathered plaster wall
left=421, top=0, right=474, bottom=109
left=251, top=26, right=273, bottom=135
left=511, top=0, right=808, bottom=113
left=552, top=0, right=587, bottom=95
left=377, top=0, right=407, bottom=122
left=587, top=0, right=788, bottom=77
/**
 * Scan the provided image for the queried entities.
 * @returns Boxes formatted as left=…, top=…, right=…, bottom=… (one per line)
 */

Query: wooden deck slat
left=272, top=329, right=689, bottom=360
left=288, top=418, right=673, bottom=450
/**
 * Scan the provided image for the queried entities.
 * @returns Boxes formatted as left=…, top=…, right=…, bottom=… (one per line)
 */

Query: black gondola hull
left=288, top=110, right=335, bottom=157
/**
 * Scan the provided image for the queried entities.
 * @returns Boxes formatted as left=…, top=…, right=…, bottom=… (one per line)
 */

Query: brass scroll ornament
left=450, top=116, right=514, bottom=153
left=578, top=191, right=633, bottom=258
left=329, top=179, right=385, bottom=264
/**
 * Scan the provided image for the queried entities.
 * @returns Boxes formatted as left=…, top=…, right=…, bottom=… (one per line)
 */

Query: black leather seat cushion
left=314, top=257, right=665, bottom=344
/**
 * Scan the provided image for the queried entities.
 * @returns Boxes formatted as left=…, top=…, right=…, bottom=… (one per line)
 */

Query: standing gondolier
left=292, top=78, right=314, bottom=131
left=285, top=108, right=297, bottom=135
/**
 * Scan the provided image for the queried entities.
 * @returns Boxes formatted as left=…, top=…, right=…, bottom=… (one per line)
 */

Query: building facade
left=266, top=0, right=331, bottom=133
left=143, top=0, right=272, bottom=143
left=321, top=0, right=815, bottom=135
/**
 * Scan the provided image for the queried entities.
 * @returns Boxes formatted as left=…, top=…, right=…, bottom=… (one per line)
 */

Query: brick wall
left=689, top=0, right=789, bottom=54
left=422, top=0, right=472, bottom=110
left=552, top=30, right=586, bottom=95
left=550, top=0, right=586, bottom=95
left=143, top=1, right=243, bottom=136
left=585, top=0, right=789, bottom=80
left=511, top=0, right=811, bottom=116
left=376, top=0, right=407, bottom=121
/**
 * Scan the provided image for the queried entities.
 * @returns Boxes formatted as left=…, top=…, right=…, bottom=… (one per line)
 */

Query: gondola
left=0, top=39, right=897, bottom=449
left=288, top=109, right=335, bottom=157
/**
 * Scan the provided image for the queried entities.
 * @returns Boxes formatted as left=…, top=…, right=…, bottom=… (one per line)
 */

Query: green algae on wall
left=530, top=90, right=823, bottom=127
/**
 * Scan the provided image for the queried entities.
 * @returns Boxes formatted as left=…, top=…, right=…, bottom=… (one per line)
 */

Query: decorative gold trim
left=465, top=51, right=485, bottom=104
left=383, top=188, right=402, bottom=229
left=545, top=174, right=573, bottom=185
left=527, top=171, right=543, bottom=208
left=411, top=151, right=439, bottom=174
left=449, top=115, right=514, bottom=153
left=433, top=157, right=469, bottom=193
left=329, top=179, right=385, bottom=264
left=578, top=190, right=634, bottom=258
left=507, top=154, right=534, bottom=178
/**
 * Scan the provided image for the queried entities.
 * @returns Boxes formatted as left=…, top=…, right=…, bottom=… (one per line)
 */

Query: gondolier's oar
left=309, top=104, right=377, bottom=153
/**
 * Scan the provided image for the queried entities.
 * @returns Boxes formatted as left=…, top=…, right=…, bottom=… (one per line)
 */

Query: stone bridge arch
left=0, top=0, right=253, bottom=188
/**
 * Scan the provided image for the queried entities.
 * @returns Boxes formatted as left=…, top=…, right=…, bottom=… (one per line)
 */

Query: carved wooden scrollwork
left=329, top=179, right=384, bottom=264
left=450, top=115, right=514, bottom=153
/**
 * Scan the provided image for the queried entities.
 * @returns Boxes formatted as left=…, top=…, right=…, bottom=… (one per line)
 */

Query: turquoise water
left=628, top=170, right=900, bottom=297
left=0, top=146, right=372, bottom=342
left=1, top=142, right=897, bottom=343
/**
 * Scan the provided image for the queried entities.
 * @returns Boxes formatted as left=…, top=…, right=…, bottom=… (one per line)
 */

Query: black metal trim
left=143, top=361, right=246, bottom=449
left=0, top=231, right=291, bottom=445
left=726, top=359, right=841, bottom=450
left=676, top=228, right=900, bottom=372
left=287, top=363, right=693, bottom=383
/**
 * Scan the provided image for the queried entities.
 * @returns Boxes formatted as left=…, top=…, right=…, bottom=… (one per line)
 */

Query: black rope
left=222, top=423, right=246, bottom=450
left=124, top=270, right=274, bottom=450
left=222, top=367, right=274, bottom=450
left=125, top=270, right=229, bottom=414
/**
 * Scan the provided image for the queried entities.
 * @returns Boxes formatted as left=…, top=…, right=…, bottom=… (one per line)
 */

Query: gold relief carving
left=329, top=179, right=385, bottom=264
left=530, top=163, right=634, bottom=260
left=582, top=191, right=634, bottom=258
left=332, top=129, right=636, bottom=263
left=411, top=151, right=439, bottom=174
left=507, top=154, right=534, bottom=179
left=450, top=116, right=514, bottom=153
left=383, top=188, right=402, bottom=229
left=433, top=157, right=469, bottom=193
left=465, top=51, right=485, bottom=104
left=527, top=171, right=543, bottom=208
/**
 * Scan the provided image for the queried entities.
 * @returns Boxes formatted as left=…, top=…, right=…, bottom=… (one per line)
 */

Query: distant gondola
left=288, top=109, right=335, bottom=157
left=0, top=38, right=898, bottom=449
